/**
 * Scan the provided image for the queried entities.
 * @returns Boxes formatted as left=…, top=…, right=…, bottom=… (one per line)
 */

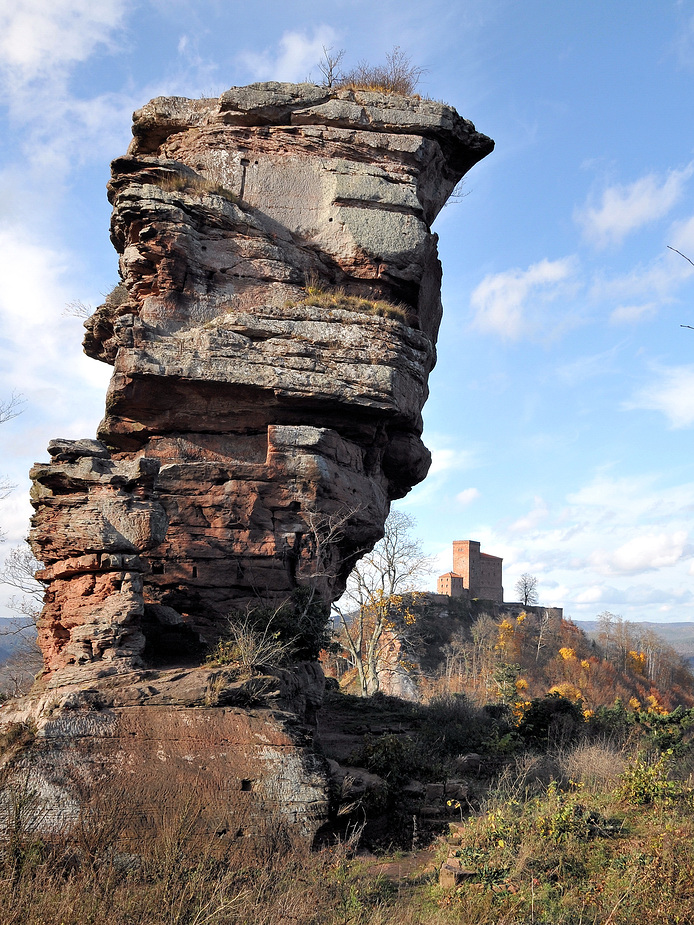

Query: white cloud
left=427, top=446, right=477, bottom=476
left=470, top=257, right=578, bottom=339
left=402, top=442, right=478, bottom=509
left=557, top=345, right=622, bottom=383
left=609, top=302, right=658, bottom=324
left=576, top=163, right=694, bottom=248
left=571, top=582, right=692, bottom=607
left=589, top=249, right=693, bottom=307
left=0, top=0, right=127, bottom=92
left=592, top=530, right=688, bottom=575
left=508, top=496, right=549, bottom=533
left=466, top=469, right=694, bottom=620
left=626, top=365, right=694, bottom=428
left=0, top=225, right=110, bottom=421
left=237, top=26, right=337, bottom=83
left=456, top=487, right=480, bottom=506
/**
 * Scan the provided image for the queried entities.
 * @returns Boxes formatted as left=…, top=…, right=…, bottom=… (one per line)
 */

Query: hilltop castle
left=437, top=540, right=504, bottom=603
left=437, top=540, right=563, bottom=623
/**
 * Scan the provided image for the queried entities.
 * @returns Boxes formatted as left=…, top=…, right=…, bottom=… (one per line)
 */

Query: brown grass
left=335, top=47, right=425, bottom=96
left=3, top=736, right=694, bottom=924
left=286, top=284, right=415, bottom=325
left=560, top=740, right=627, bottom=792
left=153, top=172, right=238, bottom=203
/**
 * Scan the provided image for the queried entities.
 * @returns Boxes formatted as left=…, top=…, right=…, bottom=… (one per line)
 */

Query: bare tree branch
left=0, top=392, right=25, bottom=425
left=317, top=45, right=345, bottom=88
left=668, top=245, right=694, bottom=268
left=0, top=545, right=43, bottom=632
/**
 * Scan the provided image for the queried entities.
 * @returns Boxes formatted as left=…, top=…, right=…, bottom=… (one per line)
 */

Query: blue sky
left=2, top=0, right=694, bottom=622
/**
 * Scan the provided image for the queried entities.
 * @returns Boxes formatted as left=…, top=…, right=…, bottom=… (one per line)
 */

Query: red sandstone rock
left=30, top=82, right=492, bottom=680
left=3, top=84, right=491, bottom=840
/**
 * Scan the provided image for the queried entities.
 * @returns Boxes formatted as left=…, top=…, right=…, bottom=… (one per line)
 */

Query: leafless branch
left=0, top=545, right=44, bottom=628
left=317, top=45, right=345, bottom=88
left=63, top=299, right=92, bottom=319
left=668, top=245, right=694, bottom=268
left=0, top=392, right=25, bottom=426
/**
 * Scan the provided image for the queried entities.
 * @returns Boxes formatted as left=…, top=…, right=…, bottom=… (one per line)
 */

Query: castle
left=437, top=540, right=503, bottom=603
left=437, top=540, right=563, bottom=622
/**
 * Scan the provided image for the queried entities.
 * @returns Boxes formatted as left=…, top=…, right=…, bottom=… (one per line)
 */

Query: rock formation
left=4, top=83, right=492, bottom=838
left=30, top=82, right=492, bottom=680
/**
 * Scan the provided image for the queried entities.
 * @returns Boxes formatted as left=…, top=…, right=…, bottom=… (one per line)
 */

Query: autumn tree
left=334, top=510, right=432, bottom=697
left=515, top=573, right=539, bottom=606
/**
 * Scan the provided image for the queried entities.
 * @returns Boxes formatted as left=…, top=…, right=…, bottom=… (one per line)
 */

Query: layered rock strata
left=32, top=82, right=493, bottom=680
left=5, top=83, right=491, bottom=839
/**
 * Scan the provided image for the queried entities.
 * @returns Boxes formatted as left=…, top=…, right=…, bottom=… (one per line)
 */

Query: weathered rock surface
left=1, top=662, right=328, bottom=839
left=31, top=82, right=492, bottom=680
left=7, top=83, right=491, bottom=839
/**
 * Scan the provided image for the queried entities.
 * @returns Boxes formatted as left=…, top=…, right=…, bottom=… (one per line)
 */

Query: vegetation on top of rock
left=205, top=611, right=294, bottom=676
left=103, top=282, right=129, bottom=310
left=152, top=170, right=238, bottom=203
left=207, top=588, right=332, bottom=670
left=319, top=45, right=425, bottom=96
left=285, top=283, right=415, bottom=325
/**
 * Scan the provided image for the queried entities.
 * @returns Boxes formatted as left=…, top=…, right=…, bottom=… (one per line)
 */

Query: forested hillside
left=331, top=598, right=694, bottom=713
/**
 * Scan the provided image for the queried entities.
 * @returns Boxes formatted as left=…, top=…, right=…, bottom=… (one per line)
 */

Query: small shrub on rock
left=336, top=46, right=425, bottom=96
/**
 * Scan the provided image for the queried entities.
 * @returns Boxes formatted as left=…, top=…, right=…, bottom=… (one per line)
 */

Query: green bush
left=618, top=751, right=682, bottom=805
left=517, top=694, right=585, bottom=750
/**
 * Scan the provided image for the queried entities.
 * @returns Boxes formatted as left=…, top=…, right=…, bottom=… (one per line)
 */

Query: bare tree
left=317, top=45, right=345, bottom=88
left=0, top=393, right=24, bottom=426
left=0, top=396, right=41, bottom=696
left=0, top=393, right=25, bottom=502
left=0, top=544, right=43, bottom=624
left=334, top=510, right=432, bottom=696
left=515, top=573, right=539, bottom=607
left=534, top=609, right=551, bottom=663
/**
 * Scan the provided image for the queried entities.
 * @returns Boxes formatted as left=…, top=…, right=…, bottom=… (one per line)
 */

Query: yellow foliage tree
left=335, top=511, right=432, bottom=696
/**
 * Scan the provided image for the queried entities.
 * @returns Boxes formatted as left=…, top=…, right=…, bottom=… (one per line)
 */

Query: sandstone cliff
left=5, top=83, right=492, bottom=839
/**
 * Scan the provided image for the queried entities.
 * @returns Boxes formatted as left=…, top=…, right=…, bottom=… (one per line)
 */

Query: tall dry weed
left=559, top=740, right=627, bottom=792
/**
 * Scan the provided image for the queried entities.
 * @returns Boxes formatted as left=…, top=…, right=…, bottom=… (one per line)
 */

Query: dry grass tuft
left=286, top=284, right=415, bottom=325
left=153, top=171, right=238, bottom=203
left=335, top=47, right=425, bottom=96
left=560, top=740, right=627, bottom=792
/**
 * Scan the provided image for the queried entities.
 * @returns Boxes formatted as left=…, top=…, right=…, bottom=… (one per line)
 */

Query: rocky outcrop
left=2, top=662, right=329, bottom=840
left=8, top=83, right=491, bottom=840
left=31, top=82, right=492, bottom=680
